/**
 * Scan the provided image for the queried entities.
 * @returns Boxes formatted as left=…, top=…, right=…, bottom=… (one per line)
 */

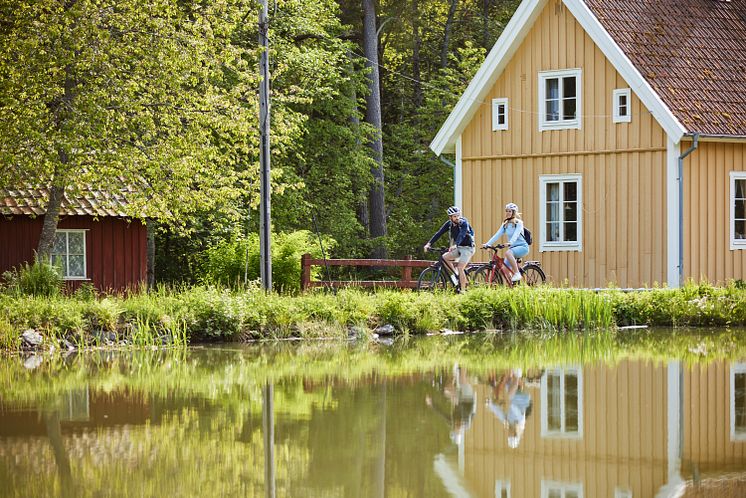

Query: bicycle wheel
left=417, top=266, right=448, bottom=291
left=520, top=263, right=546, bottom=286
left=468, top=264, right=499, bottom=287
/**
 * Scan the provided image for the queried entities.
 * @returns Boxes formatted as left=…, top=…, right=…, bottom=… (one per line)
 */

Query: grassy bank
left=2, top=282, right=746, bottom=351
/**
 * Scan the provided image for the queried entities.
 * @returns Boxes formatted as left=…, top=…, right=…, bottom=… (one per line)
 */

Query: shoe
left=511, top=272, right=522, bottom=282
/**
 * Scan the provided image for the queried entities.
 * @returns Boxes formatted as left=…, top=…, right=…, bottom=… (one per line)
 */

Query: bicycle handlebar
left=481, top=244, right=507, bottom=250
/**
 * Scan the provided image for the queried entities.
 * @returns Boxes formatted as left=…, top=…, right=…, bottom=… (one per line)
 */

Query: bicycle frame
left=481, top=245, right=515, bottom=287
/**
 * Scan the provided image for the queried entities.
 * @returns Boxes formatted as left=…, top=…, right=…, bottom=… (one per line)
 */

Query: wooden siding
left=0, top=215, right=147, bottom=292
left=683, top=361, right=746, bottom=473
left=460, top=0, right=668, bottom=287
left=683, top=141, right=746, bottom=284
left=462, top=360, right=669, bottom=497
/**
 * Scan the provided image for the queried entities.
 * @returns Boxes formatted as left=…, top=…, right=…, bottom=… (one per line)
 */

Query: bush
left=198, top=230, right=336, bottom=293
left=2, top=260, right=62, bottom=297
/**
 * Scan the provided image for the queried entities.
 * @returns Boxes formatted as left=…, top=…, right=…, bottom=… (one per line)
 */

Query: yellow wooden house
left=434, top=360, right=746, bottom=497
left=430, top=0, right=746, bottom=288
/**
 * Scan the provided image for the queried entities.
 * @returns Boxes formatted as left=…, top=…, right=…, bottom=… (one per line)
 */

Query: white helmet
left=505, top=202, right=518, bottom=212
left=446, top=206, right=461, bottom=216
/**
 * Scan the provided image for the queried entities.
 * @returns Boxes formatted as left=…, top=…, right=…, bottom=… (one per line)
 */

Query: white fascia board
left=563, top=0, right=687, bottom=142
left=429, top=0, right=548, bottom=156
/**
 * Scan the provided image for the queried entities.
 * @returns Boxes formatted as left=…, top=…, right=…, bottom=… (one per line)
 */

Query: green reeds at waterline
left=1, top=282, right=746, bottom=351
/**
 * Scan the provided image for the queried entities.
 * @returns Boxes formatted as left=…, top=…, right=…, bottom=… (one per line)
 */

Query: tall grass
left=1, top=282, right=745, bottom=351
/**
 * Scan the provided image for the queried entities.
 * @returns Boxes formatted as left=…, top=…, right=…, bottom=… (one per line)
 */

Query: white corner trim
left=563, top=0, right=686, bottom=142
left=429, top=0, right=548, bottom=156
left=666, top=138, right=680, bottom=287
left=455, top=136, right=463, bottom=208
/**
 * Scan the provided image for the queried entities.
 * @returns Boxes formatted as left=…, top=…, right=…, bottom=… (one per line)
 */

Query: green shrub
left=0, top=319, right=18, bottom=349
left=178, top=287, right=242, bottom=341
left=2, top=260, right=62, bottom=297
left=84, top=298, right=123, bottom=332
left=198, top=230, right=336, bottom=293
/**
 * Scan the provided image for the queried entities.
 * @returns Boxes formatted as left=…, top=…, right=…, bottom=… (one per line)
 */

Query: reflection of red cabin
left=0, top=188, right=148, bottom=292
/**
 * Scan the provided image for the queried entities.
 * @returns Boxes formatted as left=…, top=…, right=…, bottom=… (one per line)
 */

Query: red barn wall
left=0, top=215, right=147, bottom=292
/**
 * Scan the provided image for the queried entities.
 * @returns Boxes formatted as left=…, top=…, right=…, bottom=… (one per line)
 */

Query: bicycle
left=467, top=244, right=546, bottom=287
left=416, top=247, right=466, bottom=291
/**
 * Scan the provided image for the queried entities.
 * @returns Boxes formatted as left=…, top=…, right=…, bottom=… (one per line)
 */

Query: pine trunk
left=362, top=0, right=387, bottom=258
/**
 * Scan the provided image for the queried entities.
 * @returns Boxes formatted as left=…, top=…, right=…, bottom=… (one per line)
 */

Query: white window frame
left=540, top=480, right=583, bottom=498
left=731, top=172, right=746, bottom=250
left=541, top=366, right=583, bottom=439
left=614, top=488, right=633, bottom=498
left=492, top=98, right=509, bottom=131
left=495, top=480, right=511, bottom=498
left=539, top=174, right=583, bottom=252
left=51, top=229, right=88, bottom=280
left=731, top=363, right=746, bottom=441
left=613, top=88, right=632, bottom=123
left=538, top=69, right=582, bottom=131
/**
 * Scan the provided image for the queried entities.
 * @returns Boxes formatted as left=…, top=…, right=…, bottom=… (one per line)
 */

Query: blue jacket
left=428, top=217, right=475, bottom=247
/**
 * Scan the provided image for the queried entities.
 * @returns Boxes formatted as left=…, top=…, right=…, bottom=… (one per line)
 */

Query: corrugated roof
left=585, top=0, right=746, bottom=136
left=0, top=188, right=133, bottom=217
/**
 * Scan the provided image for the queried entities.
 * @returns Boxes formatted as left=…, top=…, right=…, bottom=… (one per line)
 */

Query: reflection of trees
left=44, top=411, right=72, bottom=496
left=303, top=375, right=454, bottom=497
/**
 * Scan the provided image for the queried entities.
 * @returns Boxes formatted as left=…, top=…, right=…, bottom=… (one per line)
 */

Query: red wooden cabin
left=0, top=188, right=147, bottom=292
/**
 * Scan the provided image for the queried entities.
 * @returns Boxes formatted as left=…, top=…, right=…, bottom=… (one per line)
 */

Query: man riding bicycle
left=423, top=206, right=475, bottom=291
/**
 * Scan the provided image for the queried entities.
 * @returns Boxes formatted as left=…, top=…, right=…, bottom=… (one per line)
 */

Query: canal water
left=0, top=332, right=745, bottom=497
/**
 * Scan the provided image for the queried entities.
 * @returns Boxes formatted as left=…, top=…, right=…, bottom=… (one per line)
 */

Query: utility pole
left=258, top=0, right=272, bottom=290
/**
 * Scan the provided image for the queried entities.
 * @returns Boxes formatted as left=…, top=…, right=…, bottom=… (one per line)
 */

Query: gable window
left=732, top=363, right=746, bottom=441
left=539, top=69, right=581, bottom=131
left=541, top=367, right=583, bottom=438
left=492, top=98, right=509, bottom=131
left=732, top=172, right=746, bottom=250
left=541, top=480, right=583, bottom=498
left=613, top=88, right=632, bottom=123
left=539, top=174, right=582, bottom=251
left=51, top=230, right=87, bottom=279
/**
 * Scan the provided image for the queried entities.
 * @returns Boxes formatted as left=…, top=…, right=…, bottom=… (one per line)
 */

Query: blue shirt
left=485, top=220, right=527, bottom=247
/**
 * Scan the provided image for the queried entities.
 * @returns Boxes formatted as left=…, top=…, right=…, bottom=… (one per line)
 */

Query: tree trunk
left=147, top=222, right=156, bottom=287
left=440, top=0, right=459, bottom=69
left=346, top=48, right=371, bottom=234
left=362, top=0, right=388, bottom=258
left=36, top=178, right=65, bottom=263
left=412, top=0, right=423, bottom=109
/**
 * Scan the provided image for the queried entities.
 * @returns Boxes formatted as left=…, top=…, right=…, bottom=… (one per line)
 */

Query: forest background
left=0, top=0, right=521, bottom=285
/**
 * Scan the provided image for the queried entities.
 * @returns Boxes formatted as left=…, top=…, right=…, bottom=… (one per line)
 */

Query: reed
left=1, top=282, right=746, bottom=351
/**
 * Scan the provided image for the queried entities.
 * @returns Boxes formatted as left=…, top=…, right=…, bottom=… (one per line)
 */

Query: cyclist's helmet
left=446, top=206, right=461, bottom=216
left=505, top=202, right=519, bottom=212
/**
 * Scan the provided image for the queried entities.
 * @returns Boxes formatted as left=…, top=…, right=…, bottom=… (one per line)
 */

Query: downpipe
left=678, top=133, right=699, bottom=286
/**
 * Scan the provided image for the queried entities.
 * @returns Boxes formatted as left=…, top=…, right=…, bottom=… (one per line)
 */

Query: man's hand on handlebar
left=423, top=243, right=431, bottom=252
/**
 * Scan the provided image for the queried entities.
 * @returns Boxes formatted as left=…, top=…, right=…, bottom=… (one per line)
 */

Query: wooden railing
left=300, top=253, right=433, bottom=290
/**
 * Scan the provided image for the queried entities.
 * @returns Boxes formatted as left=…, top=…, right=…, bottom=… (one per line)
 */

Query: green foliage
left=2, top=261, right=62, bottom=297
left=0, top=318, right=18, bottom=350
left=198, top=230, right=336, bottom=293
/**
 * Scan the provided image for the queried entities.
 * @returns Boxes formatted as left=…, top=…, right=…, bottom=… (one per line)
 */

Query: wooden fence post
left=401, top=255, right=412, bottom=284
left=301, top=253, right=311, bottom=291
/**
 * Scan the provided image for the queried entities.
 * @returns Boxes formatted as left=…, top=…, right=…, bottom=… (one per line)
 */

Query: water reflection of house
left=451, top=361, right=746, bottom=497
left=0, top=389, right=150, bottom=437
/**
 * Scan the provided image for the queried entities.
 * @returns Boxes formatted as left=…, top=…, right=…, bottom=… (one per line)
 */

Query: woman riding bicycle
left=483, top=203, right=529, bottom=282
left=424, top=206, right=475, bottom=291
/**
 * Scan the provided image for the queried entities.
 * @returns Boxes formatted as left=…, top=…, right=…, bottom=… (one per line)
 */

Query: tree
left=361, top=0, right=388, bottom=258
left=0, top=0, right=257, bottom=261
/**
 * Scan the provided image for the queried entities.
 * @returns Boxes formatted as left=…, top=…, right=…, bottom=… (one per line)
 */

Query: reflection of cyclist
left=486, top=369, right=532, bottom=448
left=424, top=206, right=475, bottom=292
left=483, top=202, right=528, bottom=283
left=426, top=364, right=476, bottom=445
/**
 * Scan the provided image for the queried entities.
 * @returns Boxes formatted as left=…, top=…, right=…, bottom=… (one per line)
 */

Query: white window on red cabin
left=51, top=230, right=87, bottom=279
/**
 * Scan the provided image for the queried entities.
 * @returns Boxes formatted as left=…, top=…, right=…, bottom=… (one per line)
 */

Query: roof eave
left=429, top=0, right=549, bottom=156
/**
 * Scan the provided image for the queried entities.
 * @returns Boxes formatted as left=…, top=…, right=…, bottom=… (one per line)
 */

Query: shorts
left=445, top=245, right=475, bottom=264
left=504, top=243, right=529, bottom=266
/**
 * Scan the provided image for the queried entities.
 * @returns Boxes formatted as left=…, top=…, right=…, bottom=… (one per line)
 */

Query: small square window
left=613, top=88, right=632, bottom=123
left=492, top=98, right=509, bottom=131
